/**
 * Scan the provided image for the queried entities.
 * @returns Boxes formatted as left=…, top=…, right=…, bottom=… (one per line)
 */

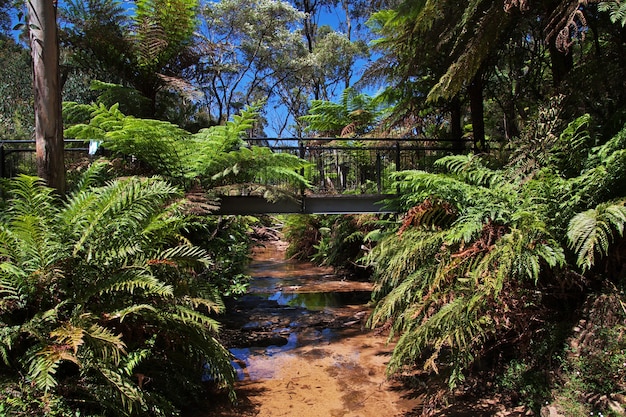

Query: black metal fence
left=246, top=138, right=471, bottom=194
left=0, top=138, right=471, bottom=195
left=0, top=140, right=90, bottom=178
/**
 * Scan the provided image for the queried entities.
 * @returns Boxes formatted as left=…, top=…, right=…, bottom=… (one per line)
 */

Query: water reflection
left=232, top=242, right=370, bottom=381
left=229, top=325, right=341, bottom=381
left=267, top=291, right=341, bottom=310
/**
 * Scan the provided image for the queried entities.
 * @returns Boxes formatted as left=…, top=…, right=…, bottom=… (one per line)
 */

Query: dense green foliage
left=64, top=102, right=310, bottom=195
left=61, top=0, right=200, bottom=123
left=3, top=0, right=626, bottom=414
left=362, top=113, right=626, bottom=411
left=0, top=172, right=235, bottom=416
left=0, top=37, right=33, bottom=140
left=284, top=214, right=378, bottom=277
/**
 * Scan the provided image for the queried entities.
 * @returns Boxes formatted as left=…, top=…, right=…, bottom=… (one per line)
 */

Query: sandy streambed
left=200, top=240, right=421, bottom=416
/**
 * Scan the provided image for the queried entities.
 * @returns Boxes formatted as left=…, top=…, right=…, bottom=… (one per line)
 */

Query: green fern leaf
left=567, top=202, right=626, bottom=271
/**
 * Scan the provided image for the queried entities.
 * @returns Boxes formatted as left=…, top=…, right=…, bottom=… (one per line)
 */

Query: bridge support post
left=376, top=152, right=382, bottom=193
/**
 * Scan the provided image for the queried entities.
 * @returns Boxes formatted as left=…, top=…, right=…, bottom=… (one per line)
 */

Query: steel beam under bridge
left=215, top=194, right=396, bottom=215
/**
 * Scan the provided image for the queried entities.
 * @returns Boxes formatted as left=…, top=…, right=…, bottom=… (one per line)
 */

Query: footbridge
left=215, top=137, right=470, bottom=215
left=0, top=137, right=470, bottom=215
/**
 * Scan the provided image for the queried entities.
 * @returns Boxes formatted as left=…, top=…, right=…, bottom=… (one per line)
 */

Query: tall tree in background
left=27, top=0, right=65, bottom=194
left=61, top=0, right=199, bottom=123
left=364, top=0, right=615, bottom=148
left=195, top=0, right=369, bottom=136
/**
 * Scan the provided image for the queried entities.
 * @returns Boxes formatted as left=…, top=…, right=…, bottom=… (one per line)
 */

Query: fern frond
left=66, top=176, right=182, bottom=257
left=182, top=296, right=224, bottom=315
left=85, top=323, right=126, bottom=365
left=567, top=202, right=626, bottom=271
left=166, top=305, right=221, bottom=333
left=599, top=0, right=626, bottom=27
left=69, top=159, right=111, bottom=194
left=110, top=304, right=159, bottom=322
left=436, top=154, right=505, bottom=187
left=97, top=271, right=173, bottom=297
left=50, top=322, right=86, bottom=354
left=99, top=367, right=146, bottom=413
left=29, top=345, right=80, bottom=390
left=120, top=346, right=152, bottom=377
left=0, top=325, right=22, bottom=365
left=153, top=244, right=213, bottom=268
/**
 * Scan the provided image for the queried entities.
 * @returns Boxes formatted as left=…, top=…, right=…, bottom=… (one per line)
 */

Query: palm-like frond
left=99, top=367, right=147, bottom=413
left=300, top=88, right=382, bottom=137
left=0, top=173, right=236, bottom=414
left=599, top=0, right=626, bottom=27
left=436, top=154, right=505, bottom=188
left=567, top=202, right=626, bottom=271
left=66, top=103, right=310, bottom=196
left=63, top=176, right=182, bottom=258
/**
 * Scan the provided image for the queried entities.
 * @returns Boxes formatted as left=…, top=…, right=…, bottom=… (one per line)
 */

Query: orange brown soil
left=204, top=326, right=422, bottom=417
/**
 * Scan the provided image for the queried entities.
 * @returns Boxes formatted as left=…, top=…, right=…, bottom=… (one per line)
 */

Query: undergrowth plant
left=364, top=112, right=626, bottom=406
left=64, top=102, right=310, bottom=197
left=0, top=169, right=235, bottom=416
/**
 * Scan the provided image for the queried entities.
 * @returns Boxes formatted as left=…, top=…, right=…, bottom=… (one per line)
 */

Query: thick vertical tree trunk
left=468, top=71, right=486, bottom=151
left=549, top=43, right=573, bottom=88
left=28, top=0, right=65, bottom=194
left=449, top=96, right=464, bottom=152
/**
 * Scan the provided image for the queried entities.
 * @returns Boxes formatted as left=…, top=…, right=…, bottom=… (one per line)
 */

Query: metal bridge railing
left=0, top=140, right=90, bottom=178
left=0, top=138, right=471, bottom=196
left=246, top=138, right=471, bottom=194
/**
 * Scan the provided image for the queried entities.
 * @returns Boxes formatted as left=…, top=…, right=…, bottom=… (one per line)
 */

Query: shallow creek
left=204, top=240, right=421, bottom=417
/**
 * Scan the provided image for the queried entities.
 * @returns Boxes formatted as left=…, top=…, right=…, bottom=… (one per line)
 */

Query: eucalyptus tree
left=195, top=0, right=307, bottom=128
left=195, top=0, right=368, bottom=136
left=291, top=0, right=370, bottom=100
left=27, top=0, right=66, bottom=194
left=0, top=0, right=12, bottom=35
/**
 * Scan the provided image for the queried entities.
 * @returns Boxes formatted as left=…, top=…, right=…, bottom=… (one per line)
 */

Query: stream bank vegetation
left=287, top=108, right=626, bottom=417
left=0, top=101, right=309, bottom=416
left=3, top=0, right=626, bottom=415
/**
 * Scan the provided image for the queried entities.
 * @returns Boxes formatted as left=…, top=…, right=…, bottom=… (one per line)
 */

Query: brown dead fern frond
left=398, top=199, right=457, bottom=236
left=183, top=184, right=220, bottom=215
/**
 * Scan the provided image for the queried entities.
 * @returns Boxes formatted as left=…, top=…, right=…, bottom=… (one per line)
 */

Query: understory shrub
left=0, top=171, right=236, bottom=416
left=364, top=113, right=626, bottom=411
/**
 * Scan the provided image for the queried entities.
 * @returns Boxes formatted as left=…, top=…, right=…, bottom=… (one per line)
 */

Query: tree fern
left=366, top=142, right=567, bottom=388
left=567, top=202, right=626, bottom=272
left=366, top=112, right=626, bottom=393
left=599, top=0, right=626, bottom=27
left=66, top=102, right=310, bottom=196
left=0, top=173, right=236, bottom=416
left=300, top=87, right=382, bottom=137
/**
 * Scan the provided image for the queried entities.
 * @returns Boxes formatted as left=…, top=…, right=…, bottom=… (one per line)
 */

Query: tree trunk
left=449, top=96, right=464, bottom=152
left=28, top=0, right=65, bottom=194
left=548, top=43, right=572, bottom=88
left=468, top=71, right=486, bottom=151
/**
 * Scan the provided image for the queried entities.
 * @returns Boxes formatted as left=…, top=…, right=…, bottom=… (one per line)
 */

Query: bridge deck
left=216, top=194, right=396, bottom=215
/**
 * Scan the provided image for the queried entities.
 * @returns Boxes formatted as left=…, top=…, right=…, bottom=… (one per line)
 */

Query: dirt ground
left=204, top=326, right=423, bottom=417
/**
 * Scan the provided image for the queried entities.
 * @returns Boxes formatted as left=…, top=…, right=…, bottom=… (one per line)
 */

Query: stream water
left=203, top=240, right=421, bottom=417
